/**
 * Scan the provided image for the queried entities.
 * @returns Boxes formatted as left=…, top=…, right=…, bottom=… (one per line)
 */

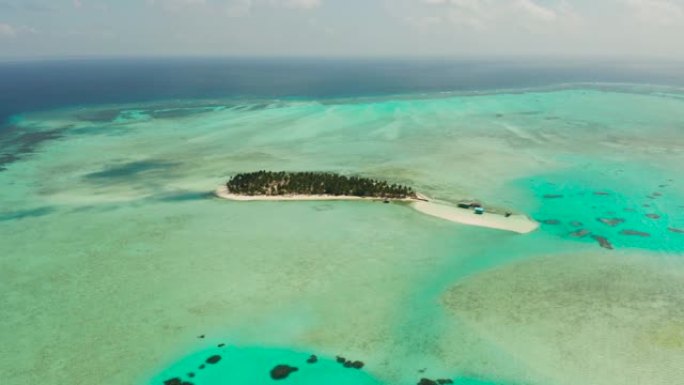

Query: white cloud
left=224, top=0, right=253, bottom=17
left=412, top=0, right=578, bottom=31
left=276, top=0, right=321, bottom=10
left=0, top=23, right=16, bottom=38
left=148, top=0, right=207, bottom=12
left=625, top=0, right=684, bottom=26
left=0, top=23, right=37, bottom=38
left=149, top=0, right=320, bottom=15
left=514, top=0, right=557, bottom=22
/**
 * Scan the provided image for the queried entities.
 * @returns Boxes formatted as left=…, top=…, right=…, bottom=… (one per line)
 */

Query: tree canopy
left=226, top=171, right=415, bottom=199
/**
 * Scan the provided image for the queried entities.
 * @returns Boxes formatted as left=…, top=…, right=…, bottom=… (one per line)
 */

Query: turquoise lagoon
left=1, top=86, right=684, bottom=385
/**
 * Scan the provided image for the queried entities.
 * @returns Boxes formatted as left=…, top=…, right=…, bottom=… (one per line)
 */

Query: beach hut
left=474, top=207, right=485, bottom=215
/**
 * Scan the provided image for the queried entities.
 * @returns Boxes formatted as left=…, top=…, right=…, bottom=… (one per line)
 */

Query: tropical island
left=215, top=171, right=539, bottom=234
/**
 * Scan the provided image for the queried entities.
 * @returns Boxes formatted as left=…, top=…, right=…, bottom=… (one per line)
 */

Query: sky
left=0, top=0, right=683, bottom=59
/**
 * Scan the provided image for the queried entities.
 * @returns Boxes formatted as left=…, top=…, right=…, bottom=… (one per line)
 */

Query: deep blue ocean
left=2, top=57, right=684, bottom=126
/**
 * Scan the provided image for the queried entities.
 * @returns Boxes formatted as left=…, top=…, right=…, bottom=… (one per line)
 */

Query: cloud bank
left=0, top=0, right=683, bottom=58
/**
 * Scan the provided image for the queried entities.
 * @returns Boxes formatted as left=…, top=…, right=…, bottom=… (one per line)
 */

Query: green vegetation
left=226, top=171, right=416, bottom=199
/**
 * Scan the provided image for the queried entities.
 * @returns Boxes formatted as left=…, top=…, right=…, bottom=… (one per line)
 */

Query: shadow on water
left=0, top=125, right=67, bottom=171
left=75, top=109, right=124, bottom=122
left=156, top=191, right=216, bottom=202
left=0, top=206, right=56, bottom=222
left=69, top=124, right=134, bottom=137
left=84, top=160, right=179, bottom=180
left=74, top=104, right=227, bottom=123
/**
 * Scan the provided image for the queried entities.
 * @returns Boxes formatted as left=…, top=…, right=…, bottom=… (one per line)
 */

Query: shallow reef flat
left=443, top=252, right=684, bottom=385
left=1, top=85, right=684, bottom=385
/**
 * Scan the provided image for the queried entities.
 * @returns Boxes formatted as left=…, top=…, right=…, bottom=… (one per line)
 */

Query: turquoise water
left=151, top=346, right=384, bottom=385
left=2, top=85, right=684, bottom=385
left=151, top=345, right=515, bottom=385
left=519, top=162, right=684, bottom=252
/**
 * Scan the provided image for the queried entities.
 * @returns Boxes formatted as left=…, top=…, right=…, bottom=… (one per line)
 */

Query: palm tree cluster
left=227, top=171, right=416, bottom=199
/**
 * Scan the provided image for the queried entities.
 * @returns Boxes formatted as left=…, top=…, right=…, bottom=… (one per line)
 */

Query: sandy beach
left=412, top=201, right=539, bottom=234
left=216, top=186, right=538, bottom=234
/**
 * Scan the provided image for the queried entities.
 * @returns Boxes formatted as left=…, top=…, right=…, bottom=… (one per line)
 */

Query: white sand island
left=215, top=185, right=538, bottom=234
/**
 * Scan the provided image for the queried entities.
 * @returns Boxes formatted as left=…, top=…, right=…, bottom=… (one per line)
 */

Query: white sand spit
left=412, top=201, right=539, bottom=234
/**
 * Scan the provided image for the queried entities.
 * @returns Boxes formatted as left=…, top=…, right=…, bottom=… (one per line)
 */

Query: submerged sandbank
left=442, top=252, right=684, bottom=385
left=216, top=186, right=538, bottom=234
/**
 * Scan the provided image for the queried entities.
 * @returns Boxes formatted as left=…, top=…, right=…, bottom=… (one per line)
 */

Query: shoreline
left=215, top=186, right=539, bottom=234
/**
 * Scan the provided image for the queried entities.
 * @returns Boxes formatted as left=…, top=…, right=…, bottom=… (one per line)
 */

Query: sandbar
left=412, top=201, right=539, bottom=234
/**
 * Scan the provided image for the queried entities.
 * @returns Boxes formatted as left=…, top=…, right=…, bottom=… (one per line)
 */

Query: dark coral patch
left=597, top=218, right=625, bottom=227
left=306, top=355, right=318, bottom=364
left=569, top=221, right=583, bottom=227
left=418, top=379, right=438, bottom=385
left=270, top=365, right=298, bottom=380
left=541, top=219, right=561, bottom=225
left=669, top=227, right=684, bottom=234
left=335, top=356, right=364, bottom=369
left=594, top=191, right=611, bottom=196
left=164, top=378, right=182, bottom=385
left=591, top=235, right=613, bottom=250
left=206, top=355, right=221, bottom=364
left=620, top=230, right=651, bottom=237
left=646, top=214, right=661, bottom=219
left=543, top=194, right=564, bottom=199
left=570, top=229, right=591, bottom=238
